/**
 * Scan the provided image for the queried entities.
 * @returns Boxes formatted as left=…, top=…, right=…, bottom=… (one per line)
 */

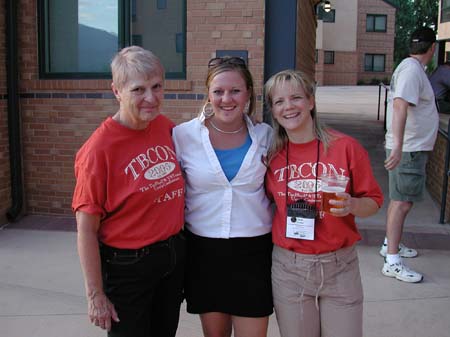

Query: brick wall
left=6, top=0, right=265, bottom=217
left=357, top=0, right=396, bottom=84
left=20, top=95, right=117, bottom=214
left=296, top=0, right=318, bottom=81
left=426, top=132, right=450, bottom=222
left=1, top=1, right=325, bottom=219
left=186, top=0, right=265, bottom=119
left=315, top=50, right=324, bottom=85
left=316, top=50, right=358, bottom=85
left=316, top=0, right=395, bottom=86
left=0, top=0, right=11, bottom=224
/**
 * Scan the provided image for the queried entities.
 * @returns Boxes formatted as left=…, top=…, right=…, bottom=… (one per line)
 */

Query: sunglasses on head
left=208, top=56, right=247, bottom=68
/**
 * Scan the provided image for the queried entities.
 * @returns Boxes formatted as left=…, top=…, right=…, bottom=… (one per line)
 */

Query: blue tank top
left=214, top=135, right=252, bottom=181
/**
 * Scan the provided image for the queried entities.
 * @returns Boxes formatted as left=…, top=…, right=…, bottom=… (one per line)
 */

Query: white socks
left=384, top=237, right=401, bottom=264
left=386, top=253, right=401, bottom=265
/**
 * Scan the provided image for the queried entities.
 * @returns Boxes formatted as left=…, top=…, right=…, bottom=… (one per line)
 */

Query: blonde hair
left=201, top=59, right=256, bottom=118
left=111, top=46, right=164, bottom=90
left=264, top=69, right=332, bottom=161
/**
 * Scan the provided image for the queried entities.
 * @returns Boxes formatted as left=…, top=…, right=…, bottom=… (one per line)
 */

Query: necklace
left=209, top=120, right=244, bottom=134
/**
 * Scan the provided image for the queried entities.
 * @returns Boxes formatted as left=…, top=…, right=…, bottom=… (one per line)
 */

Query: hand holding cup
left=321, top=173, right=350, bottom=217
left=327, top=191, right=353, bottom=217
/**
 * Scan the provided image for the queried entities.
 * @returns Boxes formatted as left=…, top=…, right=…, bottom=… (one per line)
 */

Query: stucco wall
left=321, top=0, right=358, bottom=51
left=315, top=0, right=395, bottom=85
left=438, top=1, right=450, bottom=39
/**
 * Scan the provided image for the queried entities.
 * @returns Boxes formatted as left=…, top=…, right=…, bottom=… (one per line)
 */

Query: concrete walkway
left=1, top=86, right=450, bottom=337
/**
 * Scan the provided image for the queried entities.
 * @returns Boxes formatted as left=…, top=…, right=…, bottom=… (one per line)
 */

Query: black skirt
left=184, top=230, right=273, bottom=317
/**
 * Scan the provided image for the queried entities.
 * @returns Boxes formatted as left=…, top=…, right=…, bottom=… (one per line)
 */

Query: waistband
left=274, top=244, right=356, bottom=263
left=100, top=232, right=182, bottom=258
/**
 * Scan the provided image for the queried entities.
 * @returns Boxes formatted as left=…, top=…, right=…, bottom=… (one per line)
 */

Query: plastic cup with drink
left=321, top=173, right=350, bottom=215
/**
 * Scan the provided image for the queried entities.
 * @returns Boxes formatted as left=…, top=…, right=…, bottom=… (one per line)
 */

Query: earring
left=244, top=101, right=250, bottom=114
left=202, top=102, right=214, bottom=118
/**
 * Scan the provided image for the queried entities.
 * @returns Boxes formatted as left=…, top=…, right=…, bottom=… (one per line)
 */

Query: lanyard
left=285, top=139, right=320, bottom=212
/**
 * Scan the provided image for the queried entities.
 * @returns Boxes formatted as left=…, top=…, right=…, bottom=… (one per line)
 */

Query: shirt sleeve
left=393, top=64, right=421, bottom=106
left=264, top=174, right=273, bottom=201
left=263, top=124, right=274, bottom=150
left=172, top=126, right=184, bottom=166
left=72, top=150, right=107, bottom=218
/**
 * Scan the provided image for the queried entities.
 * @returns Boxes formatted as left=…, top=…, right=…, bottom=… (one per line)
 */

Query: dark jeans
left=100, top=232, right=186, bottom=337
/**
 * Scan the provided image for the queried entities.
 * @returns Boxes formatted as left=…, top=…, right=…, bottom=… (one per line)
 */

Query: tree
left=414, top=0, right=439, bottom=29
left=392, top=0, right=439, bottom=68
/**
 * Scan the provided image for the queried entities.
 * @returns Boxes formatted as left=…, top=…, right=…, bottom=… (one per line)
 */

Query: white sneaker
left=382, top=261, right=423, bottom=283
left=379, top=242, right=418, bottom=258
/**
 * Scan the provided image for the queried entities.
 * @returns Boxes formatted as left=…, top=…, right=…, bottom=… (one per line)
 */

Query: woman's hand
left=88, top=291, right=119, bottom=331
left=76, top=211, right=120, bottom=331
left=329, top=193, right=379, bottom=218
left=328, top=192, right=352, bottom=217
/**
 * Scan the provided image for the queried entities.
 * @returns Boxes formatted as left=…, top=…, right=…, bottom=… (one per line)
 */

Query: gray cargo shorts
left=386, top=149, right=428, bottom=202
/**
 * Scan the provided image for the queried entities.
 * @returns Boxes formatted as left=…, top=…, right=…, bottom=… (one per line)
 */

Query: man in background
left=381, top=27, right=439, bottom=283
left=430, top=60, right=450, bottom=114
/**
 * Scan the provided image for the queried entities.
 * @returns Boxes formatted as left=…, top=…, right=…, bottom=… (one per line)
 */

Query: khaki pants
left=272, top=245, right=363, bottom=337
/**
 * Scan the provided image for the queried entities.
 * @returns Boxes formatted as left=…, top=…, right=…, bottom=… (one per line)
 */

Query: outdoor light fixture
left=323, top=0, right=332, bottom=13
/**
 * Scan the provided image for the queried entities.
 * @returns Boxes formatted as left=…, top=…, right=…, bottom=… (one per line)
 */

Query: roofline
left=314, top=0, right=398, bottom=9
left=381, top=0, right=398, bottom=9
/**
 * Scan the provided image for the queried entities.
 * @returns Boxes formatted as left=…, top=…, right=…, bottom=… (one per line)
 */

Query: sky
left=78, top=0, right=118, bottom=35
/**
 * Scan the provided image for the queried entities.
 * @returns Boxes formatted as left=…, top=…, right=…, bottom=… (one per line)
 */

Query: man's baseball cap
left=410, top=27, right=436, bottom=43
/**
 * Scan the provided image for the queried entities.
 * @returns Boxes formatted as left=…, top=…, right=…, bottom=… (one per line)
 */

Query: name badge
left=286, top=199, right=316, bottom=240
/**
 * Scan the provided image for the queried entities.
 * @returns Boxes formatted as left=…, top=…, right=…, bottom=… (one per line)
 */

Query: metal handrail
left=439, top=122, right=450, bottom=224
left=377, top=82, right=389, bottom=131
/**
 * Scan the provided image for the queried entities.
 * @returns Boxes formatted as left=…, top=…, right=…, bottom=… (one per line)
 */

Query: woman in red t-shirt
left=264, top=70, right=383, bottom=337
left=72, top=46, right=185, bottom=337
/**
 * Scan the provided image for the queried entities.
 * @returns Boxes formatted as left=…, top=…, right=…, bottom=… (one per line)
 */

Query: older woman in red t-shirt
left=72, top=46, right=185, bottom=337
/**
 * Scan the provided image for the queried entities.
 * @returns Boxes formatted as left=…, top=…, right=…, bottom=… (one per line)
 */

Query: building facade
left=0, top=0, right=322, bottom=224
left=437, top=0, right=450, bottom=62
left=315, top=0, right=396, bottom=85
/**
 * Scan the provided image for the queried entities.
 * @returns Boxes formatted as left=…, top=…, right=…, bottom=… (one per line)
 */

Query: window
left=317, top=7, right=335, bottom=23
left=38, top=0, right=186, bottom=79
left=157, top=0, right=167, bottom=10
left=366, top=14, right=387, bottom=32
left=364, top=54, right=385, bottom=72
left=324, top=51, right=334, bottom=64
left=442, top=0, right=450, bottom=23
left=132, top=0, right=185, bottom=78
left=315, top=49, right=318, bottom=64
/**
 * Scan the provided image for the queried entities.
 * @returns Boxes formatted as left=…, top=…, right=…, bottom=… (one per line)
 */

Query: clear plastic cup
left=321, top=173, right=349, bottom=214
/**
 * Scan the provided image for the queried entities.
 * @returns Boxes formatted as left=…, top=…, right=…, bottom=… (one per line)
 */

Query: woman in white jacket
left=172, top=56, right=273, bottom=337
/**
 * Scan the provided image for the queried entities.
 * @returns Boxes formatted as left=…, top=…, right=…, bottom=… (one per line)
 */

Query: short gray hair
left=111, top=46, right=164, bottom=90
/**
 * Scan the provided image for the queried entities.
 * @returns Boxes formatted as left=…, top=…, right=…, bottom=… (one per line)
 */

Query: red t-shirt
left=266, top=131, right=383, bottom=254
left=72, top=115, right=185, bottom=249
